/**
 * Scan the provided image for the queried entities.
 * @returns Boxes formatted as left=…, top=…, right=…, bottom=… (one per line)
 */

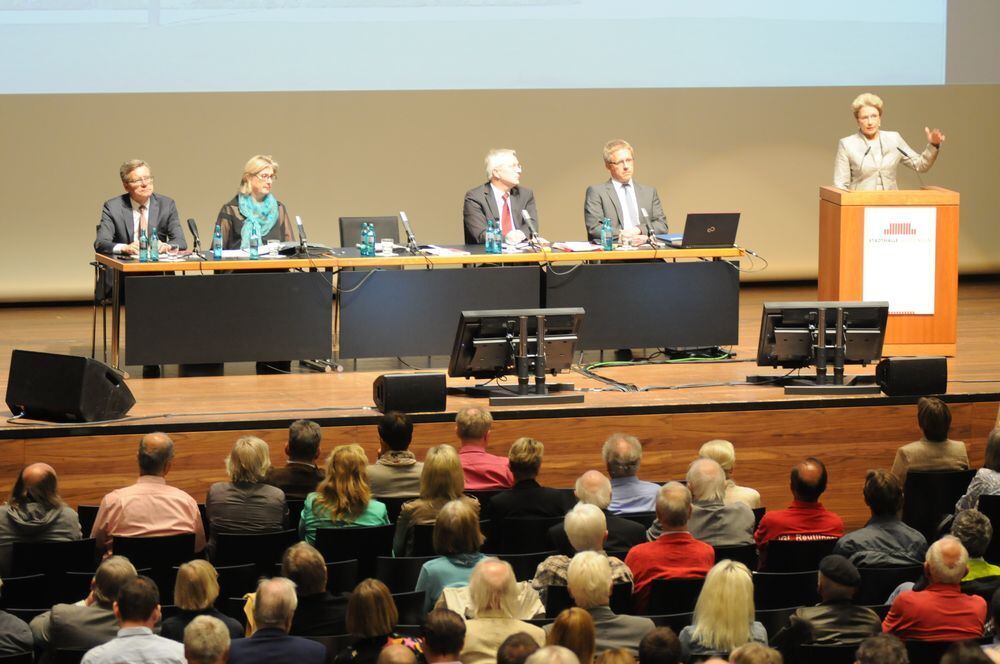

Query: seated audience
left=423, top=609, right=466, bottom=663
left=485, top=438, right=574, bottom=523
left=754, top=457, right=844, bottom=553
left=394, top=444, right=479, bottom=556
left=368, top=411, right=424, bottom=498
left=891, top=396, right=969, bottom=484
left=379, top=644, right=418, bottom=664
left=770, top=555, right=881, bottom=656
left=299, top=444, right=389, bottom=544
left=646, top=458, right=753, bottom=545
left=547, top=608, right=596, bottom=664
left=206, top=436, right=287, bottom=553
left=941, top=641, right=993, bottom=664
left=882, top=535, right=986, bottom=640
left=81, top=575, right=185, bottom=664
left=91, top=432, right=206, bottom=553
left=456, top=407, right=514, bottom=490
left=638, top=628, right=681, bottom=664
left=0, top=577, right=32, bottom=656
left=0, top=462, right=82, bottom=575
left=951, top=509, right=1000, bottom=580
left=563, top=551, right=653, bottom=656
left=549, top=471, right=646, bottom=555
left=281, top=542, right=349, bottom=636
left=229, top=577, right=326, bottom=664
left=727, top=643, right=781, bottom=664
left=624, top=482, right=715, bottom=612
left=415, top=498, right=487, bottom=613
left=462, top=559, right=547, bottom=664
left=333, top=579, right=422, bottom=664
left=31, top=555, right=138, bottom=663
left=833, top=469, right=927, bottom=567
left=265, top=420, right=324, bottom=500
left=678, top=561, right=766, bottom=663
left=526, top=646, right=580, bottom=664
left=498, top=632, right=542, bottom=664
left=957, top=428, right=1000, bottom=511
left=602, top=434, right=659, bottom=514
left=184, top=615, right=232, bottom=664
left=698, top=440, right=761, bottom=509
left=855, top=633, right=908, bottom=664
left=532, top=504, right=634, bottom=604
left=161, top=560, right=244, bottom=642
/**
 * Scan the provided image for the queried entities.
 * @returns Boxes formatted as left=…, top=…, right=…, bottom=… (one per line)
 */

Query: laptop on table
left=659, top=212, right=740, bottom=248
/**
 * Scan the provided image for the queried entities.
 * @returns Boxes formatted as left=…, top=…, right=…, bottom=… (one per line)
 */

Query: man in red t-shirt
left=754, top=457, right=845, bottom=552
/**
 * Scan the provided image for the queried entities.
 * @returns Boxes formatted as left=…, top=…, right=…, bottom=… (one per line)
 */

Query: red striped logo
left=883, top=222, right=917, bottom=236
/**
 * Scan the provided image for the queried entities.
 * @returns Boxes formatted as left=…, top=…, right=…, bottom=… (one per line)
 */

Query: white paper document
left=862, top=207, right=936, bottom=315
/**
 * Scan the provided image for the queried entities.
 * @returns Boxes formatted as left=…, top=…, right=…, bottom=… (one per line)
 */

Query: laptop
left=659, top=212, right=740, bottom=248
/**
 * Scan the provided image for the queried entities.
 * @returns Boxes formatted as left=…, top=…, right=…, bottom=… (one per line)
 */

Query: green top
left=298, top=493, right=389, bottom=544
left=964, top=557, right=1000, bottom=582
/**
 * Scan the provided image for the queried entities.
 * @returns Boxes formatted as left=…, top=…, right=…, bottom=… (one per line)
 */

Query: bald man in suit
left=584, top=139, right=667, bottom=244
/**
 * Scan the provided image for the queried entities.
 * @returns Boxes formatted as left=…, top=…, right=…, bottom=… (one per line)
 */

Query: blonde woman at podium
left=833, top=93, right=946, bottom=191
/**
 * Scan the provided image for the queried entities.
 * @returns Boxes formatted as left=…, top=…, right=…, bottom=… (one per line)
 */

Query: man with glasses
left=95, top=159, right=186, bottom=256
left=463, top=148, right=539, bottom=245
left=584, top=139, right=667, bottom=245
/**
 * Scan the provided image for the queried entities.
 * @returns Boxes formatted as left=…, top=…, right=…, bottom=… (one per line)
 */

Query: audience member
left=368, top=411, right=424, bottom=498
left=415, top=499, right=487, bottom=613
left=753, top=457, right=844, bottom=553
left=727, top=643, right=781, bottom=664
left=498, top=632, right=542, bottom=664
left=0, top=462, right=82, bottom=575
left=891, top=397, right=969, bottom=484
left=563, top=551, right=653, bottom=656
left=0, top=577, right=32, bottom=656
left=957, top=428, right=1000, bottom=512
left=484, top=438, right=574, bottom=522
left=394, top=444, right=479, bottom=556
left=333, top=579, right=422, bottom=664
left=941, top=641, right=993, bottom=664
left=378, top=645, right=418, bottom=664
left=547, top=608, right=596, bottom=664
left=456, top=407, right=514, bottom=490
left=299, top=444, right=389, bottom=544
left=646, top=459, right=753, bottom=545
left=423, top=608, right=466, bottom=663
left=951, top=509, right=1000, bottom=580
left=264, top=420, right=324, bottom=500
left=184, top=615, right=231, bottom=664
left=698, top=440, right=761, bottom=509
left=532, top=505, right=634, bottom=604
left=854, top=633, right=908, bottom=664
left=594, top=649, right=635, bottom=664
left=624, top=482, right=715, bottom=611
left=833, top=469, right=927, bottom=567
left=229, top=578, right=326, bottom=664
left=30, top=555, right=138, bottom=663
left=526, top=646, right=580, bottom=664
left=678, top=561, right=766, bottom=662
left=602, top=434, right=659, bottom=514
left=461, top=559, right=547, bottom=664
left=548, top=471, right=646, bottom=555
left=91, top=432, right=206, bottom=553
left=161, top=560, right=244, bottom=642
left=81, top=575, right=185, bottom=664
left=638, top=628, right=681, bottom=664
left=281, top=542, right=349, bottom=636
left=205, top=436, right=287, bottom=553
left=882, top=535, right=986, bottom=640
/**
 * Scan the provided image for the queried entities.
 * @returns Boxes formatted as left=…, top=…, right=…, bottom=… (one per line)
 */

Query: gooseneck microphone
left=641, top=208, right=660, bottom=248
left=186, top=218, right=205, bottom=258
left=295, top=216, right=308, bottom=256
left=520, top=209, right=539, bottom=242
left=399, top=211, right=420, bottom=254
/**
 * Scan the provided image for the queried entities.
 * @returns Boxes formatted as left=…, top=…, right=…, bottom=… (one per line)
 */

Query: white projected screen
left=1, top=0, right=947, bottom=94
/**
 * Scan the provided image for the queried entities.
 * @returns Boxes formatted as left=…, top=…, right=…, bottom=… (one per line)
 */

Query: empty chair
left=376, top=556, right=437, bottom=594
left=213, top=529, right=298, bottom=576
left=338, top=215, right=400, bottom=248
left=902, top=470, right=975, bottom=543
left=494, top=517, right=565, bottom=554
left=11, top=538, right=98, bottom=576
left=496, top=551, right=556, bottom=583
left=753, top=570, right=821, bottom=610
left=645, top=577, right=705, bottom=616
left=314, top=525, right=395, bottom=579
left=762, top=539, right=837, bottom=572
left=796, top=643, right=860, bottom=664
left=713, top=544, right=759, bottom=570
left=855, top=565, right=923, bottom=606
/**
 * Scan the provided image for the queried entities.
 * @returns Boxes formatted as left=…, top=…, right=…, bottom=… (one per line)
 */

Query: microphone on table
left=186, top=218, right=206, bottom=259
left=399, top=211, right=420, bottom=255
left=295, top=216, right=308, bottom=256
left=641, top=208, right=660, bottom=248
left=520, top=209, right=541, bottom=247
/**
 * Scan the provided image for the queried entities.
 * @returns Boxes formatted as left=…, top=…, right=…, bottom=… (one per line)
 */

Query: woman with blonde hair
left=300, top=444, right=389, bottom=544
left=547, top=607, right=596, bottom=664
left=698, top=440, right=761, bottom=509
left=678, top=560, right=766, bottom=662
left=215, top=154, right=294, bottom=250
left=333, top=578, right=422, bottom=664
left=393, top=444, right=479, bottom=556
left=159, top=560, right=244, bottom=641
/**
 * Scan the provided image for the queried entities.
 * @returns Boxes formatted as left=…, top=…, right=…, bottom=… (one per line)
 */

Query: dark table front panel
left=125, top=272, right=333, bottom=365
left=339, top=266, right=541, bottom=358
left=545, top=261, right=739, bottom=350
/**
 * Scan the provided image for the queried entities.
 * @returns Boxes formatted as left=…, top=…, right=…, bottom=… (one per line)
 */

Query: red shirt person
left=755, top=457, right=845, bottom=550
left=454, top=407, right=513, bottom=491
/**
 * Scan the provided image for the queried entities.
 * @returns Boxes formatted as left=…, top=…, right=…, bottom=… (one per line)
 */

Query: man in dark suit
left=463, top=148, right=538, bottom=245
left=264, top=420, right=324, bottom=501
left=228, top=578, right=325, bottom=664
left=282, top=543, right=349, bottom=636
left=549, top=470, right=647, bottom=555
left=483, top=438, right=573, bottom=523
left=584, top=139, right=667, bottom=244
left=94, top=159, right=187, bottom=256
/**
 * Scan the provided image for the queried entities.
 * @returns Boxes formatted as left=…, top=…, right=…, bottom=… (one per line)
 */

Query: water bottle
left=364, top=222, right=375, bottom=256
left=148, top=227, right=159, bottom=262
left=138, top=228, right=149, bottom=262
left=601, top=218, right=613, bottom=251
left=212, top=224, right=223, bottom=260
left=248, top=225, right=260, bottom=259
left=486, top=219, right=498, bottom=254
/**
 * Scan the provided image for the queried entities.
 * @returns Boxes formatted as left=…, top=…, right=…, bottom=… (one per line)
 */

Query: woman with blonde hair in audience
left=333, top=578, right=422, bottom=664
left=414, top=498, right=487, bottom=613
left=300, top=444, right=389, bottom=544
left=393, top=444, right=479, bottom=556
left=698, top=440, right=760, bottom=509
left=678, top=560, right=766, bottom=662
left=160, top=559, right=244, bottom=641
left=547, top=607, right=596, bottom=664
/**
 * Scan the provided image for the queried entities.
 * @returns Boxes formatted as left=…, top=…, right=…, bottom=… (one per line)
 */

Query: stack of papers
left=552, top=242, right=602, bottom=252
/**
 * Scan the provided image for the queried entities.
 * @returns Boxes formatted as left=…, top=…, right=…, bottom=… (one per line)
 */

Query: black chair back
left=378, top=496, right=414, bottom=524
left=494, top=518, right=565, bottom=554
left=976, top=494, right=1000, bottom=564
left=338, top=216, right=400, bottom=248
left=752, top=507, right=767, bottom=530
left=376, top=556, right=437, bottom=594
left=617, top=512, right=656, bottom=529
left=754, top=606, right=798, bottom=640
left=286, top=499, right=306, bottom=534
left=753, top=570, right=821, bottom=610
left=76, top=506, right=100, bottom=540
left=0, top=574, right=49, bottom=609
left=392, top=590, right=426, bottom=625
left=412, top=523, right=436, bottom=557
left=796, top=643, right=860, bottom=664
left=465, top=490, right=501, bottom=512
left=902, top=469, right=976, bottom=542
left=11, top=538, right=98, bottom=576
left=646, top=576, right=705, bottom=615
left=314, top=525, right=395, bottom=578
left=307, top=634, right=357, bottom=662
left=214, top=563, right=261, bottom=605
left=496, top=551, right=556, bottom=582
left=904, top=640, right=961, bottom=664
left=113, top=533, right=197, bottom=571
left=222, top=597, right=249, bottom=629
left=213, top=529, right=298, bottom=575
left=762, top=539, right=837, bottom=572
left=855, top=565, right=923, bottom=605
left=648, top=612, right=694, bottom=633
left=713, top=544, right=759, bottom=570
left=0, top=652, right=32, bottom=664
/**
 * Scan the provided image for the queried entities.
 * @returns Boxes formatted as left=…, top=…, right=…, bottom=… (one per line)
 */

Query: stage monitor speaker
left=373, top=372, right=446, bottom=413
left=5, top=350, right=136, bottom=422
left=876, top=356, right=948, bottom=397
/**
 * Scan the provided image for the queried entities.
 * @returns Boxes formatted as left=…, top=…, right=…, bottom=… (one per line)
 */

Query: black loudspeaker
left=5, top=350, right=136, bottom=422
left=372, top=372, right=447, bottom=413
left=876, top=356, right=948, bottom=397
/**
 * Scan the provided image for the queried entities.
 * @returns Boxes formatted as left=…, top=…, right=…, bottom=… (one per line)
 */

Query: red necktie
left=501, top=193, right=514, bottom=236
left=139, top=204, right=148, bottom=237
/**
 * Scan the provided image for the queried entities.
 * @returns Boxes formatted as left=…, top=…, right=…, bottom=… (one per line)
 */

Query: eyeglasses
left=255, top=173, right=276, bottom=182
left=609, top=158, right=634, bottom=167
left=126, top=176, right=154, bottom=185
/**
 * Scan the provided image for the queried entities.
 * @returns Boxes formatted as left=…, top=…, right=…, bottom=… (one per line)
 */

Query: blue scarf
left=237, top=193, right=278, bottom=250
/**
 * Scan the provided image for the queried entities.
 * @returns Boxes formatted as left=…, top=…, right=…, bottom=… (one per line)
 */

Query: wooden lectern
left=818, top=186, right=960, bottom=356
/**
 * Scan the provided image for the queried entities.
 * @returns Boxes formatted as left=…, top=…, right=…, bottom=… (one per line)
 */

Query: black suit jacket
left=265, top=463, right=324, bottom=501
left=482, top=479, right=573, bottom=523
left=229, top=628, right=326, bottom=664
left=463, top=182, right=538, bottom=244
left=95, top=192, right=187, bottom=254
left=548, top=510, right=647, bottom=556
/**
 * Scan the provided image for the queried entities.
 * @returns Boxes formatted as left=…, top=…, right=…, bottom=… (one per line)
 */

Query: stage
left=1, top=279, right=998, bottom=531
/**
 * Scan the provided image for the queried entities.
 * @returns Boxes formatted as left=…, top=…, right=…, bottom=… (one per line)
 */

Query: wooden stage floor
left=1, top=279, right=999, bottom=531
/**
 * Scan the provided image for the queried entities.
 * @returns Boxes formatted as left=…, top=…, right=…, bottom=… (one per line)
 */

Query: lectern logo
left=883, top=222, right=917, bottom=236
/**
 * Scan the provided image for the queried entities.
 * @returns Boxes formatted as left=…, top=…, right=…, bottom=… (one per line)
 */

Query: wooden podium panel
left=818, top=186, right=960, bottom=356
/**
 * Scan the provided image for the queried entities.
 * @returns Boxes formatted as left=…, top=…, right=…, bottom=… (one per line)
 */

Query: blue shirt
left=608, top=476, right=660, bottom=514
left=81, top=627, right=185, bottom=664
left=415, top=553, right=486, bottom=613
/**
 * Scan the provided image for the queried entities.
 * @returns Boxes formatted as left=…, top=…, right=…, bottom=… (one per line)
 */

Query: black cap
left=819, top=554, right=861, bottom=587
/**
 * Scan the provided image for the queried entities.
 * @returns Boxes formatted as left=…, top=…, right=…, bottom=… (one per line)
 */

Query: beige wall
left=1, top=84, right=997, bottom=301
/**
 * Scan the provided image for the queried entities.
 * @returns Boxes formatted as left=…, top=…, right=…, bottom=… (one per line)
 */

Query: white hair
left=567, top=551, right=613, bottom=609
left=484, top=149, right=517, bottom=180
left=468, top=558, right=519, bottom=617
left=687, top=458, right=726, bottom=503
left=574, top=471, right=612, bottom=510
left=926, top=535, right=969, bottom=584
left=602, top=434, right=642, bottom=478
left=184, top=615, right=231, bottom=664
left=564, top=503, right=607, bottom=553
left=526, top=646, right=580, bottom=664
